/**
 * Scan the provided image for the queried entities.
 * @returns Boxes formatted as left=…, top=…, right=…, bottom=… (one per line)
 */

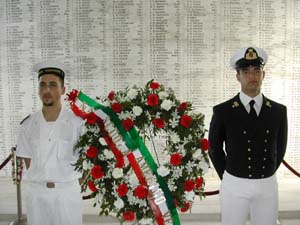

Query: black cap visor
left=235, top=57, right=264, bottom=69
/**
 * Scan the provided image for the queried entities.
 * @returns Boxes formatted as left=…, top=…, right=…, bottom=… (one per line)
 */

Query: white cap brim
left=230, top=46, right=268, bottom=69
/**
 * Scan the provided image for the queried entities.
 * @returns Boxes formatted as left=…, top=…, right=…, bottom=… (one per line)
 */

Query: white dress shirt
left=239, top=91, right=263, bottom=116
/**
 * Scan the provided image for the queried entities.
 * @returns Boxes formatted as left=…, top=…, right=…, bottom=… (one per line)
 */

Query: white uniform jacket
left=16, top=107, right=83, bottom=183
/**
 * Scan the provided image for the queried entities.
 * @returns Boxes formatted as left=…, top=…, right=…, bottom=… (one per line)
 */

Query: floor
left=1, top=174, right=300, bottom=225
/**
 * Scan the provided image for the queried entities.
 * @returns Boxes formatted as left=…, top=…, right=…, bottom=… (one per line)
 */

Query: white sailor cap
left=33, top=59, right=68, bottom=79
left=230, top=47, right=268, bottom=69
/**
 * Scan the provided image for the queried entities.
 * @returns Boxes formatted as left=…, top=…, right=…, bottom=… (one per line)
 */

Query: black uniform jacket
left=208, top=94, right=288, bottom=179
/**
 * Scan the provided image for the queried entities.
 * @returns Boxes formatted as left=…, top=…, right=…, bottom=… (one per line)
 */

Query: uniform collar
left=239, top=91, right=263, bottom=108
left=40, top=106, right=65, bottom=123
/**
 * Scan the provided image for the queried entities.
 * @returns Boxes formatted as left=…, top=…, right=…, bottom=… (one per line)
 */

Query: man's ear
left=62, top=86, right=66, bottom=95
left=236, top=71, right=240, bottom=82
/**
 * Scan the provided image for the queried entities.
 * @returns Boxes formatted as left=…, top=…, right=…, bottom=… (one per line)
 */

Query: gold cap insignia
left=245, top=48, right=258, bottom=60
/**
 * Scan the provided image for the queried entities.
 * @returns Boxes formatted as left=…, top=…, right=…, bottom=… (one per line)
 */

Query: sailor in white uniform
left=16, top=60, right=84, bottom=225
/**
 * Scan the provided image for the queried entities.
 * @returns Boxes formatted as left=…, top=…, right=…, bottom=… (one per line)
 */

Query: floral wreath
left=66, top=80, right=210, bottom=225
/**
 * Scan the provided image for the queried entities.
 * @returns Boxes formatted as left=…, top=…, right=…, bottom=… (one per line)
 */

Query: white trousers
left=24, top=180, right=83, bottom=225
left=220, top=171, right=278, bottom=225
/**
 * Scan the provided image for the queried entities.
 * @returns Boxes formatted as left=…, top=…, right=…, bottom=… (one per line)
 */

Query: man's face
left=236, top=65, right=265, bottom=95
left=38, top=74, right=65, bottom=107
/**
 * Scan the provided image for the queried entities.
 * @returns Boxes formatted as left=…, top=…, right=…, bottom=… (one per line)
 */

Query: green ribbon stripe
left=78, top=92, right=181, bottom=225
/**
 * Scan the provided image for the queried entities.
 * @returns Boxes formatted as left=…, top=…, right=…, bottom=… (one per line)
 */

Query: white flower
left=118, top=111, right=131, bottom=120
left=128, top=173, right=139, bottom=188
left=172, top=166, right=183, bottom=179
left=185, top=161, right=194, bottom=174
left=158, top=91, right=168, bottom=99
left=139, top=218, right=153, bottom=225
left=132, top=106, right=143, bottom=116
left=82, top=160, right=92, bottom=170
left=157, top=165, right=170, bottom=177
left=161, top=99, right=173, bottom=111
left=185, top=191, right=195, bottom=201
left=102, top=100, right=110, bottom=107
left=170, top=119, right=179, bottom=128
left=114, top=198, right=124, bottom=209
left=168, top=179, right=177, bottom=191
left=127, top=88, right=138, bottom=99
left=170, top=132, right=180, bottom=143
left=197, top=160, right=209, bottom=174
left=94, top=193, right=103, bottom=205
left=112, top=168, right=123, bottom=179
left=193, top=149, right=202, bottom=159
left=87, top=125, right=99, bottom=133
left=99, top=137, right=107, bottom=146
left=103, top=149, right=114, bottom=159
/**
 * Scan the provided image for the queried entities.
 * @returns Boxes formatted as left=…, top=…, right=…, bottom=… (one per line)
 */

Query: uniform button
left=248, top=157, right=251, bottom=160
left=248, top=148, right=251, bottom=152
left=48, top=138, right=51, bottom=142
left=248, top=140, right=251, bottom=143
left=263, top=158, right=266, bottom=161
left=264, top=139, right=268, bottom=143
left=262, top=166, right=265, bottom=169
left=249, top=174, right=252, bottom=178
left=266, top=130, right=270, bottom=134
left=261, top=174, right=265, bottom=178
left=243, top=131, right=247, bottom=134
left=264, top=149, right=267, bottom=152
left=248, top=165, right=251, bottom=169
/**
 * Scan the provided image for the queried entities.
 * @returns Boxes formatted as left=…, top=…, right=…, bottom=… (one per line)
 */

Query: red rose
left=152, top=118, right=165, bottom=129
left=134, top=185, right=148, bottom=199
left=147, top=94, right=159, bottom=107
left=123, top=211, right=135, bottom=221
left=149, top=82, right=160, bottom=90
left=111, top=102, right=122, bottom=113
left=86, top=112, right=98, bottom=125
left=200, top=138, right=210, bottom=151
left=170, top=153, right=182, bottom=166
left=66, top=89, right=79, bottom=102
left=184, top=180, right=195, bottom=192
left=195, top=177, right=204, bottom=189
left=122, top=118, right=134, bottom=131
left=91, top=165, right=104, bottom=179
left=86, top=146, right=98, bottom=158
left=180, top=202, right=190, bottom=212
left=87, top=180, right=98, bottom=192
left=180, top=114, right=193, bottom=128
left=116, top=183, right=128, bottom=197
left=108, top=91, right=115, bottom=101
left=178, top=102, right=188, bottom=112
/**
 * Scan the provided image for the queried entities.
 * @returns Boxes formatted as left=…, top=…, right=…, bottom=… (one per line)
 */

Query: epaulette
left=20, top=114, right=31, bottom=125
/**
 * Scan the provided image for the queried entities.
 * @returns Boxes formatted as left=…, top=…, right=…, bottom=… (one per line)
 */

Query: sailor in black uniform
left=208, top=47, right=288, bottom=225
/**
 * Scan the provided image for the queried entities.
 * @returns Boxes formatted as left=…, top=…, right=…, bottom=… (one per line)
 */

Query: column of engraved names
left=221, top=0, right=258, bottom=99
left=4, top=0, right=36, bottom=170
left=186, top=0, right=219, bottom=116
left=149, top=0, right=181, bottom=93
left=110, top=0, right=146, bottom=90
left=284, top=0, right=300, bottom=171
left=73, top=0, right=108, bottom=96
left=36, top=0, right=72, bottom=94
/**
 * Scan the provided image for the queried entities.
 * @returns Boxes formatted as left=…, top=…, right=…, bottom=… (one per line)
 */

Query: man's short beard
left=43, top=102, right=54, bottom=106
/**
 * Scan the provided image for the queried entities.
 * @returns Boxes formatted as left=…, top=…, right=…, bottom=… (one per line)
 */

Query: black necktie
left=249, top=100, right=257, bottom=119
